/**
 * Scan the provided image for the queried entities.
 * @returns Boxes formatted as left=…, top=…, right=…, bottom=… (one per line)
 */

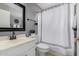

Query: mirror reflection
left=0, top=3, right=23, bottom=28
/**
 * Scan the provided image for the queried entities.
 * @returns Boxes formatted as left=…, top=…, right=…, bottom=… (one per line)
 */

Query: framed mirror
left=0, top=3, right=25, bottom=31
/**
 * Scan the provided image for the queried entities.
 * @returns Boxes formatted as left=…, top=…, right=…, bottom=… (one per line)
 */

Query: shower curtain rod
left=41, top=3, right=64, bottom=12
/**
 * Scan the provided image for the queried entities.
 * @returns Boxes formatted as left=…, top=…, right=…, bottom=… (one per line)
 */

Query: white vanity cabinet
left=0, top=37, right=36, bottom=56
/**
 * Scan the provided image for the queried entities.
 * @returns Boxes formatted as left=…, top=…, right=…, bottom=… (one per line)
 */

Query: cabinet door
left=25, top=47, right=36, bottom=56
left=0, top=40, right=36, bottom=56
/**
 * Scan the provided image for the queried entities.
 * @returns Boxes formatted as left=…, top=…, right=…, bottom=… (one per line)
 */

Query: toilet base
left=36, top=43, right=49, bottom=56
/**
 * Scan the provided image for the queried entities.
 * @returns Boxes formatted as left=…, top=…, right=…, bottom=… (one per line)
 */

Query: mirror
left=0, top=3, right=25, bottom=31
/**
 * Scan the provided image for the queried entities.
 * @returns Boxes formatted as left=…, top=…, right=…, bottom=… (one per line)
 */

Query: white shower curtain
left=41, top=4, right=69, bottom=48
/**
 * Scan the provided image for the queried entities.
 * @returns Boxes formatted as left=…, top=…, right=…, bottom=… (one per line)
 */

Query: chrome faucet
left=10, top=31, right=16, bottom=40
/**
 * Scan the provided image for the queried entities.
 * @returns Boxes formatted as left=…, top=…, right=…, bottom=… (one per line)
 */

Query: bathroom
left=0, top=3, right=79, bottom=56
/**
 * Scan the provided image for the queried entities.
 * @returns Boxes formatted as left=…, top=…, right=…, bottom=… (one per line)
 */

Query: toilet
left=36, top=43, right=49, bottom=56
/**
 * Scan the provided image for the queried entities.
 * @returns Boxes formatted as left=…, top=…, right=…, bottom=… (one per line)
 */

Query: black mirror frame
left=0, top=3, right=25, bottom=32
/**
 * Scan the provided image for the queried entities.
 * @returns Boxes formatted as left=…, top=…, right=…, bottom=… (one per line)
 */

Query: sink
left=0, top=36, right=9, bottom=41
left=0, top=36, right=36, bottom=51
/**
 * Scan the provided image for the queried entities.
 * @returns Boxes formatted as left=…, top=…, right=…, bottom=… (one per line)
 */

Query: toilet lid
left=37, top=43, right=49, bottom=49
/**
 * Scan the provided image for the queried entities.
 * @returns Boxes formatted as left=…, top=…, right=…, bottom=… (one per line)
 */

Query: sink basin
left=0, top=36, right=36, bottom=51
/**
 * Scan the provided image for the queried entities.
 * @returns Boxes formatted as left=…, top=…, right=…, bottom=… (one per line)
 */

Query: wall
left=24, top=3, right=41, bottom=35
left=25, top=3, right=41, bottom=20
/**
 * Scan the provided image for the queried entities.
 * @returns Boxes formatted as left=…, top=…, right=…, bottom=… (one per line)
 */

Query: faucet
left=10, top=31, right=16, bottom=40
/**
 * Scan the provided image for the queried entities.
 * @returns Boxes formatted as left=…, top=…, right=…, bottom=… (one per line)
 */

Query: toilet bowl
left=36, top=43, right=49, bottom=56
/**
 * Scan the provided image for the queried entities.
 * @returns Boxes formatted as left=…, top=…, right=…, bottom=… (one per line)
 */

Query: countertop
left=0, top=35, right=36, bottom=51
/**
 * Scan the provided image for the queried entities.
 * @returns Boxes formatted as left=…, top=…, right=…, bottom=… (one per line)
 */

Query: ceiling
left=36, top=3, right=61, bottom=10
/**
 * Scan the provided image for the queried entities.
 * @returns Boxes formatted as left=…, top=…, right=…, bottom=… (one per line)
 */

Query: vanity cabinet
left=0, top=37, right=36, bottom=56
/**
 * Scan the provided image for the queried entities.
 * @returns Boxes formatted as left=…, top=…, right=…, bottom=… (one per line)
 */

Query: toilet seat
left=37, top=43, right=49, bottom=49
left=37, top=43, right=49, bottom=52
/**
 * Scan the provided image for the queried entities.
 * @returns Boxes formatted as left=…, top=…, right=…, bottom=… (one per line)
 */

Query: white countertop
left=0, top=35, right=36, bottom=51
